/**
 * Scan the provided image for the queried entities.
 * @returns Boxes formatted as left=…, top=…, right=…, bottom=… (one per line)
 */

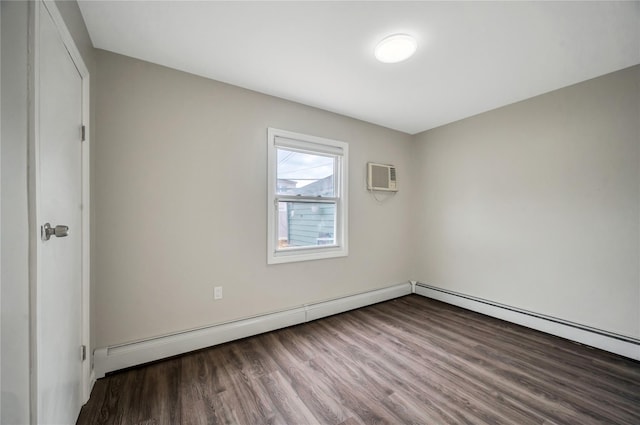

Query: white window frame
left=267, top=128, right=349, bottom=264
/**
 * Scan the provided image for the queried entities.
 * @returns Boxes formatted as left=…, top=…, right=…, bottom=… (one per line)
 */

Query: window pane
left=277, top=149, right=335, bottom=197
left=277, top=201, right=336, bottom=248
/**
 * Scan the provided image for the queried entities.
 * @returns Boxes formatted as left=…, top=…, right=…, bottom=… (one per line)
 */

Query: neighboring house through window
left=267, top=128, right=348, bottom=264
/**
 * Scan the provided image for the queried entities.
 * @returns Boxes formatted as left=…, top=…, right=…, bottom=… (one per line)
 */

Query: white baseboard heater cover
left=94, top=280, right=639, bottom=379
left=94, top=282, right=412, bottom=378
left=415, top=282, right=640, bottom=361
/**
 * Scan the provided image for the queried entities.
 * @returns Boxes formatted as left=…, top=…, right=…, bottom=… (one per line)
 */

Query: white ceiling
left=78, top=1, right=640, bottom=135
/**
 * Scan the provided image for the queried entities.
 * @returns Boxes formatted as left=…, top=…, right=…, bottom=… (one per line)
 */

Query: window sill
left=268, top=246, right=348, bottom=265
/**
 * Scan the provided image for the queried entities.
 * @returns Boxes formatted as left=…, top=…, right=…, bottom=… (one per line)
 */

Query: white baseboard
left=415, top=283, right=640, bottom=361
left=94, top=282, right=412, bottom=378
left=305, top=283, right=411, bottom=322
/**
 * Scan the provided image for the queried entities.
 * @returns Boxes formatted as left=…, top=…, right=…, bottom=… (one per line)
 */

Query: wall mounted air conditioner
left=367, top=162, right=398, bottom=192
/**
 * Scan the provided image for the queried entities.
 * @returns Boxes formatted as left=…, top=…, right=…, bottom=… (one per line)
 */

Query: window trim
left=267, top=128, right=349, bottom=264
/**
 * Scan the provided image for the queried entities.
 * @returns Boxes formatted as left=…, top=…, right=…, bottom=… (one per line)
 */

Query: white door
left=36, top=2, right=84, bottom=423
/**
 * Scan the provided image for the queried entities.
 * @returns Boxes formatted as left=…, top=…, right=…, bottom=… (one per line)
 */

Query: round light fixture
left=374, top=34, right=417, bottom=63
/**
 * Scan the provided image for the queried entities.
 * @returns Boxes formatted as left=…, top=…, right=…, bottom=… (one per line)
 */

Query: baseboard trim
left=94, top=282, right=412, bottom=378
left=415, top=282, right=640, bottom=361
left=305, top=283, right=410, bottom=322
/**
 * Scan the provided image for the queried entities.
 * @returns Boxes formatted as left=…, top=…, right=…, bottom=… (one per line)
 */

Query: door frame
left=28, top=0, right=91, bottom=420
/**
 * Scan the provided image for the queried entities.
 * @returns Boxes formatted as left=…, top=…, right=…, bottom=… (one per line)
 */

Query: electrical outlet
left=214, top=286, right=223, bottom=300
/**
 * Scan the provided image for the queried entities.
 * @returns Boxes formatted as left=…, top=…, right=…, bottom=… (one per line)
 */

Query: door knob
left=41, top=223, right=69, bottom=241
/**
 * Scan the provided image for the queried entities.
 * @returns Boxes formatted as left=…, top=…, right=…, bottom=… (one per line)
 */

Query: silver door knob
left=41, top=223, right=69, bottom=241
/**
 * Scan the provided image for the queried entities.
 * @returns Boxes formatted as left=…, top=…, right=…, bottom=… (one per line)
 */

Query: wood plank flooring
left=77, top=295, right=640, bottom=425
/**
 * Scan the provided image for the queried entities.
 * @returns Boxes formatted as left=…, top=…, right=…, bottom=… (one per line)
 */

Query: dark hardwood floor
left=77, top=295, right=640, bottom=425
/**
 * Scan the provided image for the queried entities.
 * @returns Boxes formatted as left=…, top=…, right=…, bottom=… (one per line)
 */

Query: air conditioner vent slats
left=367, top=162, right=398, bottom=192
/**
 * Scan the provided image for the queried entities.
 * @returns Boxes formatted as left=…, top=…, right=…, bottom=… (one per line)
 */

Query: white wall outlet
left=214, top=286, right=223, bottom=300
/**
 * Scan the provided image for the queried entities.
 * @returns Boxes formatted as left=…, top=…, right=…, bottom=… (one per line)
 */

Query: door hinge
left=81, top=345, right=87, bottom=361
left=81, top=125, right=86, bottom=142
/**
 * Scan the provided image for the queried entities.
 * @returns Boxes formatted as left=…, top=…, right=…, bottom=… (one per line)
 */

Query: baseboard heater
left=93, top=282, right=412, bottom=379
left=414, top=282, right=640, bottom=361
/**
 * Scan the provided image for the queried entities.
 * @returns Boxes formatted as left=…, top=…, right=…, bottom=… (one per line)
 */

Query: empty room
left=1, top=1, right=639, bottom=424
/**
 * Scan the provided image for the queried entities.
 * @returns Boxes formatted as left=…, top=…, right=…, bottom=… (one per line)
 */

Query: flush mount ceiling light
left=374, top=34, right=417, bottom=63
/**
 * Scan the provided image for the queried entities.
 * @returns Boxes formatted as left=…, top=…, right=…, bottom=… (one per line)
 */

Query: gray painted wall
left=411, top=65, right=640, bottom=339
left=93, top=50, right=414, bottom=348
left=94, top=52, right=639, bottom=351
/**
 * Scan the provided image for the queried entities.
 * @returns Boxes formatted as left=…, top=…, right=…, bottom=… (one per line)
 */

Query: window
left=267, top=128, right=348, bottom=264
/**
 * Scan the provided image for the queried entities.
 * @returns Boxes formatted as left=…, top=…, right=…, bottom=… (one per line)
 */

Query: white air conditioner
left=367, top=162, right=398, bottom=192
